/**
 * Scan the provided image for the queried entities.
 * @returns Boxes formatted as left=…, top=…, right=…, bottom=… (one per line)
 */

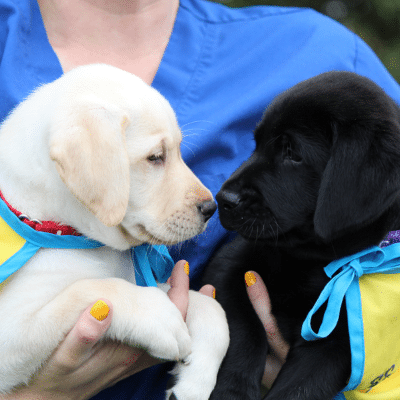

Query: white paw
left=111, top=286, right=191, bottom=361
left=164, top=290, right=230, bottom=400
left=165, top=355, right=219, bottom=400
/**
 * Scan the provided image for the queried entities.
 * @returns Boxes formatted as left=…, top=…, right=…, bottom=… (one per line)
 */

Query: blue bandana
left=0, top=195, right=174, bottom=288
left=133, top=244, right=175, bottom=287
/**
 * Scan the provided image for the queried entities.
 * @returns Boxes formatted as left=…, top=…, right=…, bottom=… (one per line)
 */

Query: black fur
left=203, top=71, right=400, bottom=400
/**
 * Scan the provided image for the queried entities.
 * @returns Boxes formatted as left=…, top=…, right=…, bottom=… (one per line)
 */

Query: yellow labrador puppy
left=0, top=64, right=229, bottom=399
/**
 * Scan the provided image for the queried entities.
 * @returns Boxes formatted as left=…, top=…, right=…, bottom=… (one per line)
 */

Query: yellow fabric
left=344, top=273, right=400, bottom=399
left=0, top=215, right=26, bottom=292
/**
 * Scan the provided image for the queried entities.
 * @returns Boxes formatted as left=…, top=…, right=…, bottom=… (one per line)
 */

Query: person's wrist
left=0, top=389, right=65, bottom=400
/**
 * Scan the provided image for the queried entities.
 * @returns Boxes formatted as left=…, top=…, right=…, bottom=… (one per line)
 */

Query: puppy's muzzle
left=216, top=191, right=241, bottom=212
left=216, top=188, right=273, bottom=235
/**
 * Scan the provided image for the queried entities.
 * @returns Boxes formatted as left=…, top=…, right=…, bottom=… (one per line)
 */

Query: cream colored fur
left=0, top=64, right=229, bottom=399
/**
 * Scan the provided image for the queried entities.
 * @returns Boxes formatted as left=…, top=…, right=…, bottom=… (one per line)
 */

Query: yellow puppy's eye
left=147, top=152, right=165, bottom=165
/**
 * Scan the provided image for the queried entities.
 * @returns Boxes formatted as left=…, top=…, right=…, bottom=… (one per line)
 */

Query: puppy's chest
left=4, top=246, right=136, bottom=297
left=33, top=246, right=136, bottom=281
left=259, top=253, right=329, bottom=320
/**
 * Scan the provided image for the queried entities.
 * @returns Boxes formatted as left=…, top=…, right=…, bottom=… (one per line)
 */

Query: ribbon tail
left=150, top=245, right=175, bottom=283
left=133, top=245, right=158, bottom=287
left=133, top=244, right=174, bottom=287
left=302, top=269, right=354, bottom=340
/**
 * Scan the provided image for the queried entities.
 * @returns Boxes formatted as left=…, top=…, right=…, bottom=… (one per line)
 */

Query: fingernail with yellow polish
left=245, top=272, right=257, bottom=287
left=90, top=300, right=110, bottom=321
left=212, top=289, right=216, bottom=299
left=184, top=262, right=190, bottom=276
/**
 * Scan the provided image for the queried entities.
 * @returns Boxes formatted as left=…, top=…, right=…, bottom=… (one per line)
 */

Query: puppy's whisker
left=180, top=120, right=215, bottom=130
left=272, top=219, right=283, bottom=245
left=182, top=129, right=210, bottom=136
left=181, top=138, right=201, bottom=148
left=265, top=134, right=280, bottom=148
left=181, top=142, right=198, bottom=158
left=267, top=224, right=276, bottom=245
left=248, top=219, right=256, bottom=238
left=260, top=224, right=265, bottom=241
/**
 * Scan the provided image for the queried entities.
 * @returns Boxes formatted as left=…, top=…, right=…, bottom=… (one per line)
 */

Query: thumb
left=51, top=298, right=112, bottom=369
left=167, top=260, right=190, bottom=321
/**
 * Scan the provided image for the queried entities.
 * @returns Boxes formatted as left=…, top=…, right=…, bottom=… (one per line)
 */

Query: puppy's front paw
left=164, top=291, right=230, bottom=400
left=165, top=363, right=215, bottom=400
left=124, top=287, right=191, bottom=361
left=208, top=379, right=261, bottom=400
left=144, top=313, right=191, bottom=361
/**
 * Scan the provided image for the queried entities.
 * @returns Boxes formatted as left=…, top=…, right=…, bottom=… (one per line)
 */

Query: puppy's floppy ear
left=50, top=101, right=130, bottom=226
left=314, top=122, right=400, bottom=241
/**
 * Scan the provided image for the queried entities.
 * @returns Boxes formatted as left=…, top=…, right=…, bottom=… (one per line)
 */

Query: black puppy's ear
left=314, top=122, right=400, bottom=241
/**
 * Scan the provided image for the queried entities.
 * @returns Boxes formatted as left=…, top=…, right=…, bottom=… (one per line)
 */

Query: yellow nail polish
left=212, top=289, right=216, bottom=299
left=245, top=272, right=257, bottom=287
left=90, top=300, right=110, bottom=321
left=184, top=262, right=190, bottom=276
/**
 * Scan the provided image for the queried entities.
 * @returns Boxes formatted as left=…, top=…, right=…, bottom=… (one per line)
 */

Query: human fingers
left=199, top=283, right=215, bottom=298
left=262, top=353, right=285, bottom=389
left=245, top=271, right=289, bottom=362
left=167, top=260, right=190, bottom=320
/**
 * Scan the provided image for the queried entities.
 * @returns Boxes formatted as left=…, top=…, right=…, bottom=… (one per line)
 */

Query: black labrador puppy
left=203, top=71, right=400, bottom=400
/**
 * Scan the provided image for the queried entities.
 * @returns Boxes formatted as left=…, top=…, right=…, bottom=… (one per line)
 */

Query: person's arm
left=1, top=261, right=209, bottom=400
left=245, top=271, right=289, bottom=389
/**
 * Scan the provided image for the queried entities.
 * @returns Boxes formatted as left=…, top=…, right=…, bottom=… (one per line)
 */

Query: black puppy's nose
left=198, top=200, right=217, bottom=222
left=216, top=190, right=241, bottom=211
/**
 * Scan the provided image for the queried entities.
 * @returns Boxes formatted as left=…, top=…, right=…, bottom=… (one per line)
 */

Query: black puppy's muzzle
left=217, top=189, right=265, bottom=216
left=216, top=189, right=243, bottom=231
left=216, top=191, right=242, bottom=212
left=216, top=187, right=272, bottom=232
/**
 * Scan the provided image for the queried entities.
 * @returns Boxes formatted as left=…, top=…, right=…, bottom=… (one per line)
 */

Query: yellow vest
left=302, top=244, right=400, bottom=399
left=339, top=273, right=400, bottom=399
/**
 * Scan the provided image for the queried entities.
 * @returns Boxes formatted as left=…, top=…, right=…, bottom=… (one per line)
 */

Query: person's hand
left=245, top=271, right=290, bottom=389
left=1, top=260, right=213, bottom=400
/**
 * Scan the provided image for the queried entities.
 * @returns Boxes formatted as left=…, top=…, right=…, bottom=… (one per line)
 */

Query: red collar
left=0, top=191, right=81, bottom=236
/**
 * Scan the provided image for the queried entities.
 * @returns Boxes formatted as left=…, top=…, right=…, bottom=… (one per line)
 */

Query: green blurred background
left=213, top=0, right=400, bottom=83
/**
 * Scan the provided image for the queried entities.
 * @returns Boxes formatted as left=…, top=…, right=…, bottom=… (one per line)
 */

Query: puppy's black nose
left=198, top=200, right=217, bottom=222
left=216, top=190, right=241, bottom=211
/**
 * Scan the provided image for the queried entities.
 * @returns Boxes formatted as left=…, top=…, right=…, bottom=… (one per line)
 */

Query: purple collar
left=380, top=231, right=400, bottom=248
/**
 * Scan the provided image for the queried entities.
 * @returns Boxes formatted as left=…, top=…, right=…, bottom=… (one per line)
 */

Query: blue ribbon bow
left=132, top=244, right=175, bottom=287
left=302, top=243, right=400, bottom=341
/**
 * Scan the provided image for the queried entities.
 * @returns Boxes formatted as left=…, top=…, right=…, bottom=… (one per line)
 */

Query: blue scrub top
left=1, top=0, right=400, bottom=398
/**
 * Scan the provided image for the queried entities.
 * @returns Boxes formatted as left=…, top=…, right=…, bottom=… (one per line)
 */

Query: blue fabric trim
left=0, top=242, right=39, bottom=283
left=0, top=197, right=175, bottom=288
left=302, top=266, right=354, bottom=340
left=133, top=244, right=175, bottom=287
left=0, top=197, right=103, bottom=249
left=302, top=244, right=400, bottom=340
left=333, top=392, right=346, bottom=400
left=343, top=279, right=365, bottom=391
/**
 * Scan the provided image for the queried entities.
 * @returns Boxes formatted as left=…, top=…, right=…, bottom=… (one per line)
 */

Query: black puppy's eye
left=283, top=137, right=302, bottom=164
